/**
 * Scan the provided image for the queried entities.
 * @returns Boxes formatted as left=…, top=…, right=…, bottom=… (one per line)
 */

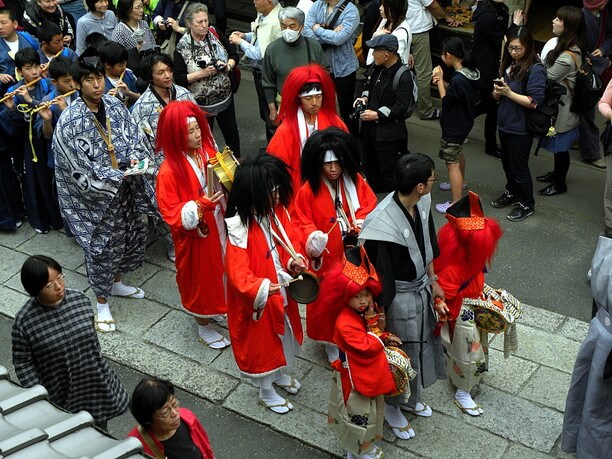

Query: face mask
left=282, top=29, right=300, bottom=43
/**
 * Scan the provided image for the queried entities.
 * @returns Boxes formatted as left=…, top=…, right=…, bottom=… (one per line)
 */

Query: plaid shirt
left=12, top=289, right=129, bottom=423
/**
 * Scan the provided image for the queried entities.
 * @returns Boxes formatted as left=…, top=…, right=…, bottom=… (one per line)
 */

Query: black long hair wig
left=226, top=154, right=293, bottom=227
left=300, top=127, right=361, bottom=195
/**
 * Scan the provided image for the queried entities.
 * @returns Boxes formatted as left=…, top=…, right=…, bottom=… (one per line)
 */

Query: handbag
left=564, top=50, right=603, bottom=115
left=159, top=0, right=190, bottom=57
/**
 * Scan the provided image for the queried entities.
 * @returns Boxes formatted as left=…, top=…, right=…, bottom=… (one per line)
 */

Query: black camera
left=196, top=56, right=226, bottom=72
left=349, top=100, right=366, bottom=120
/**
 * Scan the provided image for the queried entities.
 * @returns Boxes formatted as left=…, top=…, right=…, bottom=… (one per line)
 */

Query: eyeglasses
left=43, top=274, right=66, bottom=291
left=157, top=397, right=180, bottom=419
left=507, top=46, right=524, bottom=53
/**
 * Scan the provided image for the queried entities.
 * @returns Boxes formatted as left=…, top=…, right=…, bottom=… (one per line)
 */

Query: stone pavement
left=0, top=223, right=590, bottom=458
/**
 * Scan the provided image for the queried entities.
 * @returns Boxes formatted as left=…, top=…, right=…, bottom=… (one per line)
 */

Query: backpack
left=564, top=51, right=602, bottom=115
left=522, top=64, right=566, bottom=137
left=392, top=65, right=418, bottom=119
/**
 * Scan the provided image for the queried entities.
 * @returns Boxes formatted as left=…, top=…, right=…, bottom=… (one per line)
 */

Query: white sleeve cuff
left=181, top=200, right=199, bottom=230
left=255, top=278, right=271, bottom=310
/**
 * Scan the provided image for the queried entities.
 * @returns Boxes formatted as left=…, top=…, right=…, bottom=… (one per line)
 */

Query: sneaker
left=491, top=191, right=519, bottom=209
left=420, top=108, right=441, bottom=120
left=435, top=201, right=452, bottom=214
left=439, top=181, right=468, bottom=191
left=590, top=158, right=606, bottom=169
left=507, top=204, right=534, bottom=222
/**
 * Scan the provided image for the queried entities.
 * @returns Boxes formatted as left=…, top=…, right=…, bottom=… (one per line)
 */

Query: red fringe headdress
left=435, top=191, right=503, bottom=274
left=318, top=246, right=382, bottom=327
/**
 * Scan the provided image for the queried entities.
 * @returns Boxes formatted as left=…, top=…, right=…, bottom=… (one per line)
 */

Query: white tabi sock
left=259, top=386, right=293, bottom=414
left=197, top=324, right=230, bottom=349
left=455, top=389, right=483, bottom=415
left=96, top=302, right=116, bottom=332
left=384, top=403, right=415, bottom=439
left=111, top=281, right=145, bottom=298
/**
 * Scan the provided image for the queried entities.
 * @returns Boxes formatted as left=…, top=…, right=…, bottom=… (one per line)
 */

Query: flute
left=31, top=89, right=78, bottom=114
left=0, top=77, right=42, bottom=104
left=40, top=48, right=65, bottom=72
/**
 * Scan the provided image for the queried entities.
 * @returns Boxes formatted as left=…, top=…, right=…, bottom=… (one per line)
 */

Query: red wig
left=277, top=64, right=337, bottom=124
left=274, top=64, right=346, bottom=149
left=156, top=100, right=217, bottom=201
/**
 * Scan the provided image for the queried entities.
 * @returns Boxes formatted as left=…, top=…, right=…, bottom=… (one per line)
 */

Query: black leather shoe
left=538, top=184, right=567, bottom=196
left=536, top=171, right=555, bottom=183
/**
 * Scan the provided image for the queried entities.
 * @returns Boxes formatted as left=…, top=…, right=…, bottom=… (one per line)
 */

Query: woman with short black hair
left=128, top=377, right=215, bottom=458
left=12, top=255, right=129, bottom=431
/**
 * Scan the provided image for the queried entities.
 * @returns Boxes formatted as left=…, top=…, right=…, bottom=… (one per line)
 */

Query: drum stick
left=326, top=220, right=339, bottom=235
left=206, top=164, right=214, bottom=197
left=280, top=275, right=303, bottom=287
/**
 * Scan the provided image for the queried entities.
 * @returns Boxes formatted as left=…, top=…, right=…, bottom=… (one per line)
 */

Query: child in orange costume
left=267, top=63, right=347, bottom=193
left=224, top=154, right=307, bottom=415
left=155, top=100, right=230, bottom=349
left=325, top=247, right=402, bottom=459
left=433, top=191, right=502, bottom=415
left=292, top=127, right=377, bottom=362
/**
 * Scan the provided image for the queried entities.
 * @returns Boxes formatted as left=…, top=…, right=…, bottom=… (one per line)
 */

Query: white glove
left=306, top=230, right=328, bottom=257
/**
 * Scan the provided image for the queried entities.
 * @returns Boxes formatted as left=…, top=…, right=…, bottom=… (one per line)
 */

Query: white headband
left=323, top=150, right=338, bottom=163
left=186, top=116, right=197, bottom=124
left=299, top=87, right=323, bottom=97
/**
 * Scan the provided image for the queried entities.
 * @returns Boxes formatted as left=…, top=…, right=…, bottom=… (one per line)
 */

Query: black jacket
left=472, top=0, right=508, bottom=90
left=440, top=68, right=480, bottom=143
left=362, top=59, right=414, bottom=141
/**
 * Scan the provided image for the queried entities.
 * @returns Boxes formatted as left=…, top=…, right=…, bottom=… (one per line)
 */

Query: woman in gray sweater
left=537, top=6, right=587, bottom=196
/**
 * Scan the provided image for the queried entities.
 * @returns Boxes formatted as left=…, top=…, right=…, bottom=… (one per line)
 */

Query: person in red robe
left=267, top=63, right=347, bottom=194
left=292, top=127, right=377, bottom=362
left=155, top=100, right=230, bottom=349
left=324, top=247, right=401, bottom=459
left=224, top=154, right=307, bottom=414
left=433, top=191, right=503, bottom=416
